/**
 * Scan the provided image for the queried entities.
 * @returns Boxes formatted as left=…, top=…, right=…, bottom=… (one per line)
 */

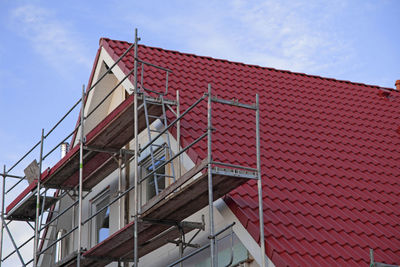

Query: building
left=1, top=31, right=399, bottom=267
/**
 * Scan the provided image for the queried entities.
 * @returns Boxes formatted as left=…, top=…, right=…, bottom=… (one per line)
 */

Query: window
left=54, top=229, right=66, bottom=263
left=91, top=190, right=110, bottom=244
left=142, top=152, right=166, bottom=201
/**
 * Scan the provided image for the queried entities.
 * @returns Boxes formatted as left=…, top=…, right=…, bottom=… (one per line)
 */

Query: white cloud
left=121, top=0, right=355, bottom=77
left=223, top=0, right=353, bottom=73
left=10, top=5, right=91, bottom=75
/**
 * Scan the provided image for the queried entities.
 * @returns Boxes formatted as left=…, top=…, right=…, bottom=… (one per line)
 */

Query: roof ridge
left=100, top=37, right=396, bottom=92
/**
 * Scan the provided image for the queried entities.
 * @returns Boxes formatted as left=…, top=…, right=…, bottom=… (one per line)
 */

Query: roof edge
left=98, top=37, right=396, bottom=92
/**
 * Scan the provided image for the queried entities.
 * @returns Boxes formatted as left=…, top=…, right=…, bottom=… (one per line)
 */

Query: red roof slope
left=102, top=38, right=400, bottom=266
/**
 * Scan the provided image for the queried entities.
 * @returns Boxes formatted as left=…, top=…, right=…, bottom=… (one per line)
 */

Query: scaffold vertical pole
left=118, top=153, right=123, bottom=229
left=0, top=165, right=5, bottom=267
left=207, top=84, right=216, bottom=267
left=77, top=84, right=85, bottom=267
left=133, top=28, right=139, bottom=267
left=33, top=128, right=44, bottom=267
left=256, top=94, right=266, bottom=267
left=177, top=90, right=181, bottom=179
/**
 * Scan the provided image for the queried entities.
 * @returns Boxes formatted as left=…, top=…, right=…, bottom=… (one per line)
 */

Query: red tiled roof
left=101, top=38, right=400, bottom=266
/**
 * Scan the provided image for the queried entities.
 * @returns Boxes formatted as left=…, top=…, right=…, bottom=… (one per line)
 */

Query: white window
left=91, top=190, right=110, bottom=244
left=54, top=229, right=66, bottom=263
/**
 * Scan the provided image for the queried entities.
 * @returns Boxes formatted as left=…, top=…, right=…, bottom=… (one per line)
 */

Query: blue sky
left=0, top=0, right=399, bottom=265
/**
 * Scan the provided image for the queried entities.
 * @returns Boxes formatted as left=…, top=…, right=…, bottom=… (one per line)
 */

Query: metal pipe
left=178, top=228, right=183, bottom=267
left=133, top=28, right=139, bottom=267
left=140, top=63, right=144, bottom=91
left=38, top=188, right=48, bottom=254
left=137, top=58, right=172, bottom=73
left=118, top=154, right=123, bottom=229
left=161, top=97, right=176, bottom=183
left=45, top=98, right=82, bottom=139
left=165, top=70, right=169, bottom=95
left=211, top=97, right=257, bottom=110
left=176, top=90, right=181, bottom=179
left=1, top=173, right=24, bottom=179
left=2, top=216, right=25, bottom=266
left=207, top=84, right=216, bottom=267
left=211, top=161, right=258, bottom=172
left=42, top=124, right=77, bottom=161
left=0, top=165, right=6, bottom=267
left=26, top=220, right=35, bottom=231
left=5, top=176, right=26, bottom=194
left=77, top=85, right=85, bottom=267
left=3, top=234, right=34, bottom=261
left=140, top=94, right=207, bottom=153
left=209, top=222, right=235, bottom=239
left=167, top=242, right=210, bottom=267
left=224, top=227, right=234, bottom=267
left=7, top=140, right=40, bottom=173
left=33, top=129, right=44, bottom=267
left=256, top=94, right=266, bottom=267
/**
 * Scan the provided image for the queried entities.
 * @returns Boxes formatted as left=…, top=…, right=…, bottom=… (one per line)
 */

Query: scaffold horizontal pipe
left=83, top=146, right=120, bottom=155
left=211, top=97, right=256, bottom=110
left=211, top=161, right=257, bottom=172
left=137, top=58, right=172, bottom=72
left=1, top=173, right=24, bottom=179
left=208, top=222, right=235, bottom=239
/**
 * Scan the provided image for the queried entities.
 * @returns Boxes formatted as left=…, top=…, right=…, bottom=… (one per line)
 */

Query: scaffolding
left=0, top=29, right=265, bottom=267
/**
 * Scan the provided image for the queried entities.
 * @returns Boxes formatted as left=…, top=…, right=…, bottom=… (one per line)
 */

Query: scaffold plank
left=6, top=180, right=58, bottom=221
left=41, top=94, right=164, bottom=189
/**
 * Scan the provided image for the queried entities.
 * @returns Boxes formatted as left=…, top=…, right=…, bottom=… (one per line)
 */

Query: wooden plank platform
left=61, top=161, right=256, bottom=266
left=6, top=192, right=58, bottom=221
left=41, top=94, right=169, bottom=190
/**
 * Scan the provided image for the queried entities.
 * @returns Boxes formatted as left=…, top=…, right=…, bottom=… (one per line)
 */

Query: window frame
left=90, top=188, right=111, bottom=246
